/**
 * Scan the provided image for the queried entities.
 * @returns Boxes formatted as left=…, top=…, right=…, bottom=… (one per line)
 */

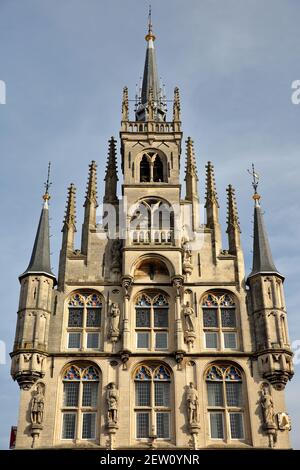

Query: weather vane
left=43, top=162, right=52, bottom=201
left=247, top=163, right=260, bottom=194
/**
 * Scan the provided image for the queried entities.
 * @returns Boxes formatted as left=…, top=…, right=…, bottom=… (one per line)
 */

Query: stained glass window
left=67, top=292, right=102, bottom=350
left=134, top=364, right=171, bottom=440
left=135, top=292, right=169, bottom=351
left=136, top=309, right=150, bottom=327
left=206, top=364, right=245, bottom=442
left=203, top=308, right=218, bottom=327
left=221, top=309, right=236, bottom=328
left=68, top=308, right=84, bottom=327
left=202, top=292, right=238, bottom=351
left=61, top=364, right=99, bottom=441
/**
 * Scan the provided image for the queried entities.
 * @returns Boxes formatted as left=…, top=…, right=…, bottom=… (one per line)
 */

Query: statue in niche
left=109, top=303, right=120, bottom=336
left=182, top=301, right=195, bottom=332
left=106, top=382, right=119, bottom=424
left=260, top=385, right=275, bottom=427
left=182, top=239, right=192, bottom=264
left=186, top=382, right=199, bottom=425
left=31, top=383, right=45, bottom=425
left=111, top=238, right=122, bottom=269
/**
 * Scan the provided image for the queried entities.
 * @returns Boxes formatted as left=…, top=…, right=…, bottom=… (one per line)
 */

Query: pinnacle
left=205, top=161, right=219, bottom=207
left=226, top=184, right=241, bottom=233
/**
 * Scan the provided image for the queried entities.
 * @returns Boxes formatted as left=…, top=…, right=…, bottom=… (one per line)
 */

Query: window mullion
left=75, top=380, right=83, bottom=441
left=223, top=380, right=230, bottom=442
left=82, top=306, right=87, bottom=350
left=150, top=306, right=154, bottom=350
left=151, top=378, right=156, bottom=437
left=218, top=306, right=223, bottom=350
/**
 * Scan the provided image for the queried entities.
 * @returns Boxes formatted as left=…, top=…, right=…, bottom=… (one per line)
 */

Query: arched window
left=139, top=152, right=166, bottom=183
left=130, top=198, right=174, bottom=245
left=153, top=155, right=163, bottom=182
left=140, top=155, right=150, bottom=182
left=206, top=364, right=244, bottom=441
left=202, top=292, right=238, bottom=350
left=61, top=364, right=99, bottom=440
left=134, top=364, right=171, bottom=439
left=135, top=293, right=169, bottom=351
left=67, top=292, right=102, bottom=350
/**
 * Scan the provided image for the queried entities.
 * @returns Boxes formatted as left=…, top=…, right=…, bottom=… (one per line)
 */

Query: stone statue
left=182, top=239, right=192, bottom=264
left=186, top=382, right=199, bottom=425
left=111, top=239, right=122, bottom=269
left=261, top=386, right=275, bottom=427
left=183, top=301, right=195, bottom=332
left=106, top=382, right=119, bottom=424
left=109, top=303, right=120, bottom=336
left=31, top=383, right=44, bottom=425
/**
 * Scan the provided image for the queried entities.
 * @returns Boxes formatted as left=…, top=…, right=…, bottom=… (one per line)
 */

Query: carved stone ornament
left=30, top=382, right=45, bottom=448
left=260, top=383, right=277, bottom=448
left=106, top=382, right=119, bottom=426
left=111, top=238, right=122, bottom=270
left=122, top=276, right=133, bottom=298
left=277, top=412, right=291, bottom=431
left=182, top=302, right=195, bottom=333
left=186, top=382, right=200, bottom=426
left=260, top=384, right=275, bottom=428
left=109, top=303, right=120, bottom=341
left=31, top=382, right=45, bottom=425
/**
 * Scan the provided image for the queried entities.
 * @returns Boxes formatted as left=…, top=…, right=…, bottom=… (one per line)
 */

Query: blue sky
left=0, top=0, right=299, bottom=449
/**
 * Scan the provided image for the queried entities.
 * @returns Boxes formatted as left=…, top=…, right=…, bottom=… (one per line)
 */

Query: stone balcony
left=130, top=229, right=174, bottom=245
left=121, top=121, right=181, bottom=133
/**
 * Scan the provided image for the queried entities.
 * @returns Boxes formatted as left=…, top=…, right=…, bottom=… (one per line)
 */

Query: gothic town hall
left=10, top=16, right=294, bottom=450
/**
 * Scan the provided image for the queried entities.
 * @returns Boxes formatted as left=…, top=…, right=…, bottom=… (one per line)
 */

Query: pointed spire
left=104, top=137, right=119, bottom=204
left=247, top=165, right=281, bottom=279
left=63, top=183, right=77, bottom=232
left=84, top=160, right=98, bottom=209
left=81, top=161, right=98, bottom=254
left=135, top=7, right=165, bottom=122
left=185, top=137, right=200, bottom=230
left=205, top=161, right=222, bottom=259
left=173, top=87, right=181, bottom=122
left=122, top=86, right=129, bottom=122
left=226, top=184, right=241, bottom=254
left=20, top=163, right=56, bottom=282
left=185, top=137, right=198, bottom=181
left=205, top=161, right=219, bottom=211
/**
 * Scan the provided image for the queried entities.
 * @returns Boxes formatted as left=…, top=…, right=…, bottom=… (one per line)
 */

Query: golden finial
left=247, top=163, right=261, bottom=204
left=145, top=5, right=156, bottom=41
left=43, top=162, right=52, bottom=202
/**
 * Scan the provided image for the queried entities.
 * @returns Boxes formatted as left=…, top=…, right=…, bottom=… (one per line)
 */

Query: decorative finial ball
left=252, top=193, right=261, bottom=201
left=145, top=32, right=156, bottom=42
left=43, top=193, right=51, bottom=201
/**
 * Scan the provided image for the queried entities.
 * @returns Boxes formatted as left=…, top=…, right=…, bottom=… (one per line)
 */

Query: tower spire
left=19, top=163, right=56, bottom=282
left=248, top=165, right=281, bottom=279
left=135, top=7, right=165, bottom=122
left=226, top=184, right=241, bottom=254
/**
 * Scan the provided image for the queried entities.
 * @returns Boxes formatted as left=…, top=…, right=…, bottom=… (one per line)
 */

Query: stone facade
left=10, top=17, right=293, bottom=450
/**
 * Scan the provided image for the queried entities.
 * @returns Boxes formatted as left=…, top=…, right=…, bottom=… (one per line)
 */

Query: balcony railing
left=130, top=229, right=174, bottom=245
left=121, top=121, right=181, bottom=133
